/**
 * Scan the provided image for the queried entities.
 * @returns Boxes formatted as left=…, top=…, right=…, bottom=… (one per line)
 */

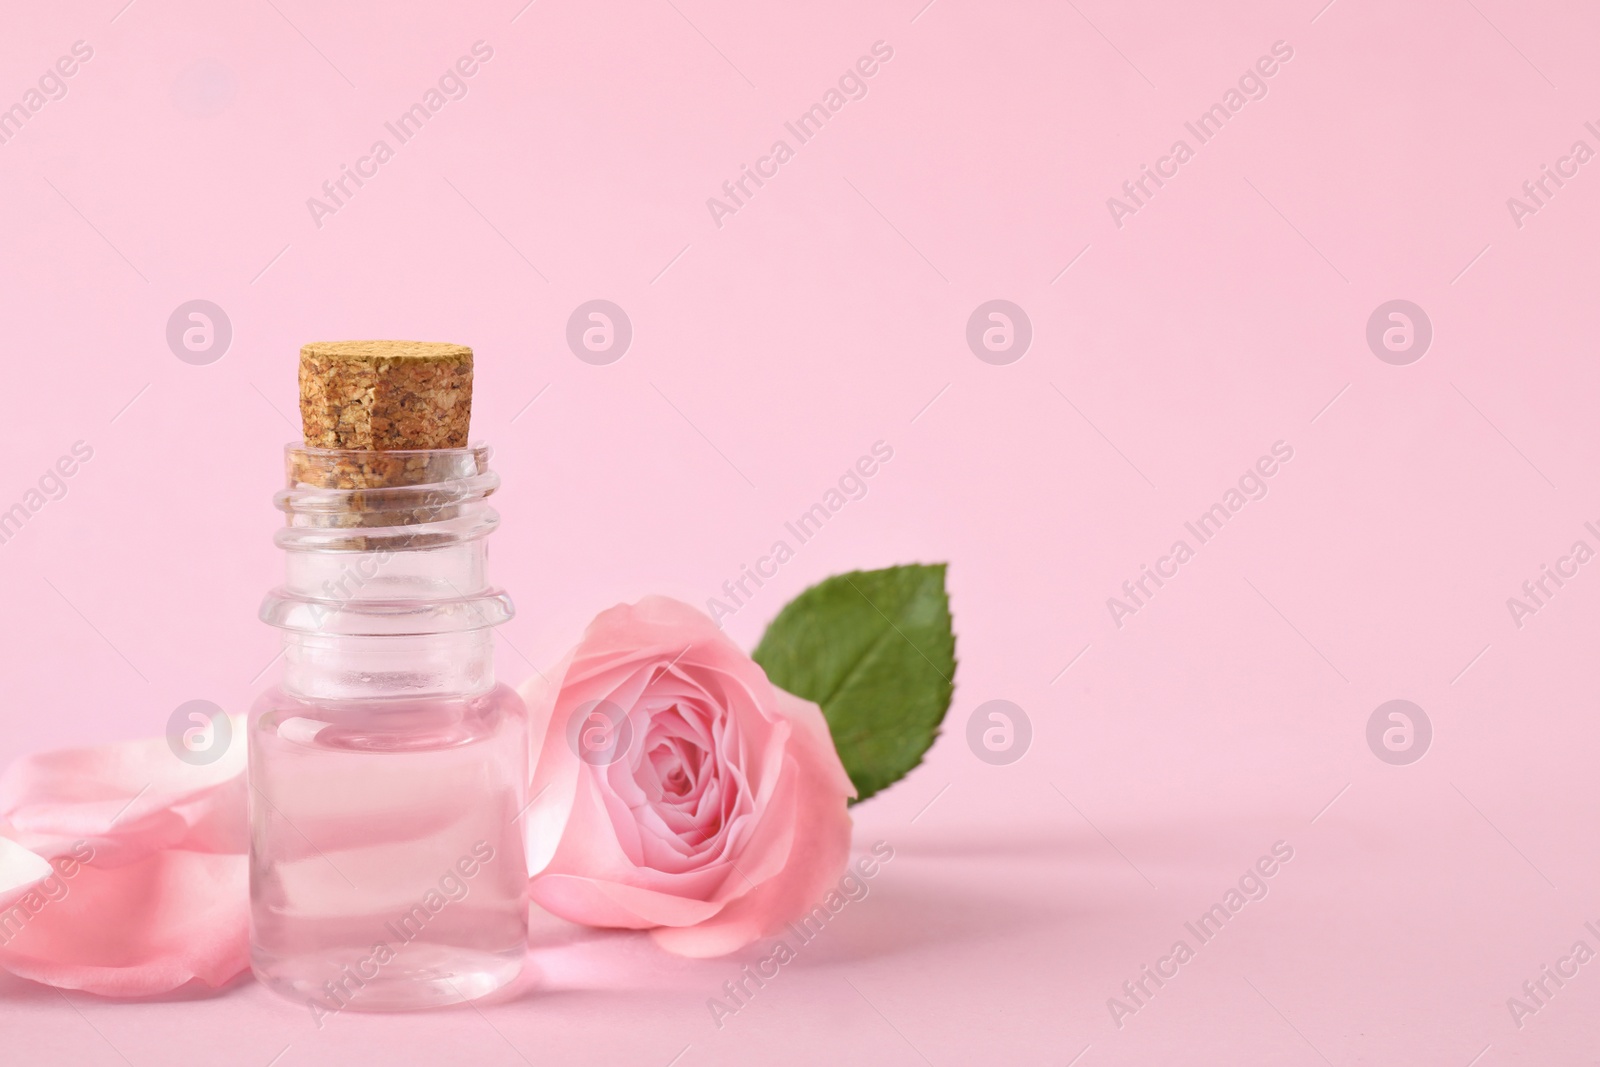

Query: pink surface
left=0, top=0, right=1596, bottom=1062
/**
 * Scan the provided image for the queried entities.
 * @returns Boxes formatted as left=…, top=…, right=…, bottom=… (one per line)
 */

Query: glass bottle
left=249, top=445, right=528, bottom=1016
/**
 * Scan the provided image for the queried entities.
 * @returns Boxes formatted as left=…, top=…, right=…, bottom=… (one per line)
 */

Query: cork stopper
left=299, top=340, right=473, bottom=452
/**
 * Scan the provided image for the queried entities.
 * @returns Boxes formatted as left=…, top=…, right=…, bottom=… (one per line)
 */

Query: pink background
left=2, top=0, right=1598, bottom=1063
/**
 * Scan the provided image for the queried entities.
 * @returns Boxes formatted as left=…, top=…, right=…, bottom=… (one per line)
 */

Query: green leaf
left=753, top=564, right=955, bottom=802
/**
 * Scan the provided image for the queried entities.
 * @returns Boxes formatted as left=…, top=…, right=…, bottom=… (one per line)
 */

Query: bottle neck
left=284, top=540, right=491, bottom=608
left=281, top=631, right=496, bottom=700
left=263, top=445, right=513, bottom=702
left=279, top=542, right=498, bottom=700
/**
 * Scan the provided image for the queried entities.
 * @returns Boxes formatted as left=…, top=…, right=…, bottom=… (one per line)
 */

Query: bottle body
left=249, top=446, right=528, bottom=1014
left=249, top=682, right=527, bottom=1013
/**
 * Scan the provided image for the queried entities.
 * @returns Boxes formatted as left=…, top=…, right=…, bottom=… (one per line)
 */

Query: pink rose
left=0, top=723, right=248, bottom=995
left=520, top=597, right=856, bottom=957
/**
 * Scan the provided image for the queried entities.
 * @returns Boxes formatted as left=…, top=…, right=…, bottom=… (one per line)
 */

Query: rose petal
left=0, top=849, right=248, bottom=995
left=651, top=689, right=854, bottom=957
left=522, top=648, right=580, bottom=877
left=0, top=839, right=54, bottom=912
left=0, top=718, right=247, bottom=866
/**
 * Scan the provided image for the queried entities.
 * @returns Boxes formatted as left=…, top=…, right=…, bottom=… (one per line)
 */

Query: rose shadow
left=763, top=821, right=1240, bottom=967
left=486, top=828, right=1120, bottom=996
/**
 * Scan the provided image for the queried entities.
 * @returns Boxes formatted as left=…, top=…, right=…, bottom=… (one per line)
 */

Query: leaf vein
left=817, top=609, right=900, bottom=708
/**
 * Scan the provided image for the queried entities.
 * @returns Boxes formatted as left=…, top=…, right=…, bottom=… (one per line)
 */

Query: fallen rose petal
left=0, top=718, right=247, bottom=867
left=0, top=849, right=247, bottom=996
left=0, top=718, right=250, bottom=995
left=0, top=838, right=54, bottom=912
